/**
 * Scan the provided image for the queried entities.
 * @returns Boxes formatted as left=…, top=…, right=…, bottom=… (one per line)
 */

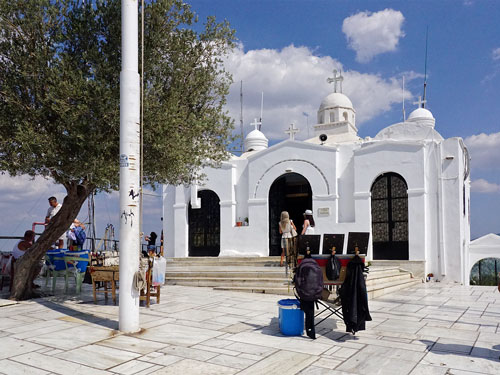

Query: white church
left=163, top=71, right=472, bottom=284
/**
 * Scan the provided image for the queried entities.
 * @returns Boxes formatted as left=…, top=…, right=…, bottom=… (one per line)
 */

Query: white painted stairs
left=164, top=257, right=422, bottom=299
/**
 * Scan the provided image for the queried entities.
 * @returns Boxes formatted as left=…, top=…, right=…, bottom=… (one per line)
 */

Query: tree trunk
left=10, top=182, right=91, bottom=300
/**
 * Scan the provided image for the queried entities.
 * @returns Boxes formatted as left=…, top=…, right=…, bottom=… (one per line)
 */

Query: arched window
left=470, top=258, right=500, bottom=285
left=330, top=112, right=335, bottom=122
left=188, top=190, right=220, bottom=256
left=343, top=111, right=348, bottom=121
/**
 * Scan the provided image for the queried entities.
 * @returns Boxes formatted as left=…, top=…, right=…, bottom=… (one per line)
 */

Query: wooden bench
left=90, top=266, right=119, bottom=304
left=89, top=260, right=161, bottom=307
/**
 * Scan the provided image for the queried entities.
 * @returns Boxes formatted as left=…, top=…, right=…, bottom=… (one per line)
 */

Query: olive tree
left=0, top=0, right=235, bottom=300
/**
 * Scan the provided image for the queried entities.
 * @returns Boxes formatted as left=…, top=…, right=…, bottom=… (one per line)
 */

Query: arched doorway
left=268, top=173, right=312, bottom=256
left=470, top=258, right=500, bottom=285
left=371, top=172, right=409, bottom=260
left=188, top=190, right=220, bottom=257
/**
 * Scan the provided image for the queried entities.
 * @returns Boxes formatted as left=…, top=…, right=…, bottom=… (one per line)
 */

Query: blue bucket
left=278, top=299, right=304, bottom=336
left=65, top=251, right=89, bottom=273
left=46, top=249, right=67, bottom=271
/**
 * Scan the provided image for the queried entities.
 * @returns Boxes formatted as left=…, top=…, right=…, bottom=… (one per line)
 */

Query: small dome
left=244, top=129, right=268, bottom=152
left=319, top=92, right=353, bottom=110
left=408, top=107, right=434, bottom=120
left=407, top=107, right=435, bottom=127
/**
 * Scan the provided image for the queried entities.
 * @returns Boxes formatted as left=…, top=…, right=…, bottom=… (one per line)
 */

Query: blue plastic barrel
left=46, top=249, right=67, bottom=271
left=278, top=299, right=304, bottom=336
left=65, top=250, right=89, bottom=273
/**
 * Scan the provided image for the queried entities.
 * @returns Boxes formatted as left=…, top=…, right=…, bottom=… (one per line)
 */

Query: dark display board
left=322, top=234, right=345, bottom=255
left=346, top=232, right=370, bottom=254
left=297, top=235, right=321, bottom=255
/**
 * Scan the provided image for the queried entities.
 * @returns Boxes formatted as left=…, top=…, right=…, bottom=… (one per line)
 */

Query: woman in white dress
left=301, top=209, right=315, bottom=235
left=278, top=211, right=297, bottom=267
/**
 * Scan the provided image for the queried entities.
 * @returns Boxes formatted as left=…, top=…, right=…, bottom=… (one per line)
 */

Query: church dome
left=319, top=92, right=353, bottom=110
left=244, top=129, right=268, bottom=152
left=407, top=107, right=435, bottom=127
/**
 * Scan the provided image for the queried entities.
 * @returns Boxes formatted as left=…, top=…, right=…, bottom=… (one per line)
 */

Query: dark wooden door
left=371, top=173, right=409, bottom=260
left=188, top=190, right=220, bottom=257
left=268, top=173, right=312, bottom=256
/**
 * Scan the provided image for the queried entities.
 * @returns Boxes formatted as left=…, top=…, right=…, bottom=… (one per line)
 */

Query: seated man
left=12, top=230, right=41, bottom=288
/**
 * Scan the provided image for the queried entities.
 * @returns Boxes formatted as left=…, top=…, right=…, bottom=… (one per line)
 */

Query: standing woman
left=279, top=211, right=297, bottom=267
left=301, top=209, right=315, bottom=235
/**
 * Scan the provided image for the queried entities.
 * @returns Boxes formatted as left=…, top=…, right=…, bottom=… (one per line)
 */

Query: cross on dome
left=285, top=123, right=299, bottom=140
left=327, top=69, right=344, bottom=93
left=413, top=96, right=427, bottom=108
left=250, top=118, right=261, bottom=131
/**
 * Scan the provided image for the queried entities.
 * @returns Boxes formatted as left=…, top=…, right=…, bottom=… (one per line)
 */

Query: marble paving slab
left=0, top=358, right=51, bottom=375
left=24, top=324, right=114, bottom=350
left=10, top=351, right=112, bottom=375
left=55, top=343, right=141, bottom=369
left=98, top=335, right=168, bottom=355
left=149, top=358, right=238, bottom=375
left=0, top=337, right=44, bottom=360
left=421, top=350, right=500, bottom=374
left=237, top=349, right=317, bottom=375
left=226, top=331, right=331, bottom=356
left=135, top=323, right=223, bottom=346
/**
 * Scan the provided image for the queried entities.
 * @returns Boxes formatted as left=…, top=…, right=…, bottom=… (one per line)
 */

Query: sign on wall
left=318, top=207, right=330, bottom=217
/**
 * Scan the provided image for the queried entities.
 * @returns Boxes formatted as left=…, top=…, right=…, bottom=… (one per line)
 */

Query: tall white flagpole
left=119, top=0, right=141, bottom=333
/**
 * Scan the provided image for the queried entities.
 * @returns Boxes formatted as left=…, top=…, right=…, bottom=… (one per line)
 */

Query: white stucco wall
left=467, top=234, right=500, bottom=286
left=162, top=115, right=470, bottom=283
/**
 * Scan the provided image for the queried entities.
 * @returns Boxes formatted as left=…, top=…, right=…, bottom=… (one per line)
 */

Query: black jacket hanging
left=339, top=255, right=372, bottom=334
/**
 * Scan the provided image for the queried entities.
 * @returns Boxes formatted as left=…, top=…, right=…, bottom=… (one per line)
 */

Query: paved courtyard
left=0, top=280, right=499, bottom=375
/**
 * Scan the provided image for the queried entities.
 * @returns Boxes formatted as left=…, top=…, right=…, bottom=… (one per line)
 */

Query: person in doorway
left=45, top=196, right=64, bottom=249
left=278, top=211, right=297, bottom=267
left=301, top=209, right=315, bottom=235
left=12, top=230, right=41, bottom=288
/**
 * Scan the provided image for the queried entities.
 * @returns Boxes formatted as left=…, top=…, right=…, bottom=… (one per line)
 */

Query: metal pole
left=119, top=0, right=141, bottom=333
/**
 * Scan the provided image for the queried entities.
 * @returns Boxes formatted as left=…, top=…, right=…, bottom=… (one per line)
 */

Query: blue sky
left=1, top=0, right=499, bottom=251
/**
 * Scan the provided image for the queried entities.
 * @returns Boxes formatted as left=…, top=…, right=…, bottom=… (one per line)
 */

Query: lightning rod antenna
left=260, top=92, right=264, bottom=131
left=240, top=80, right=244, bottom=153
left=422, top=26, right=429, bottom=108
left=402, top=75, right=406, bottom=121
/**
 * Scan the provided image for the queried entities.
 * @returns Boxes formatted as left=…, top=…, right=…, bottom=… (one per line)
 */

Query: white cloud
left=471, top=179, right=500, bottom=194
left=224, top=44, right=418, bottom=141
left=342, top=9, right=405, bottom=63
left=0, top=174, right=64, bottom=203
left=464, top=132, right=500, bottom=171
left=492, top=47, right=500, bottom=61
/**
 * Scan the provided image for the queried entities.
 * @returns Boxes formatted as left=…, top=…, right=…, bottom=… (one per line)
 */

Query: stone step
left=213, top=286, right=296, bottom=296
left=365, top=272, right=413, bottom=287
left=370, top=260, right=425, bottom=278
left=367, top=267, right=405, bottom=278
left=213, top=278, right=422, bottom=300
left=164, top=257, right=421, bottom=300
left=367, top=278, right=422, bottom=299
left=166, top=256, right=281, bottom=267
left=165, top=276, right=289, bottom=288
left=166, top=270, right=286, bottom=279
